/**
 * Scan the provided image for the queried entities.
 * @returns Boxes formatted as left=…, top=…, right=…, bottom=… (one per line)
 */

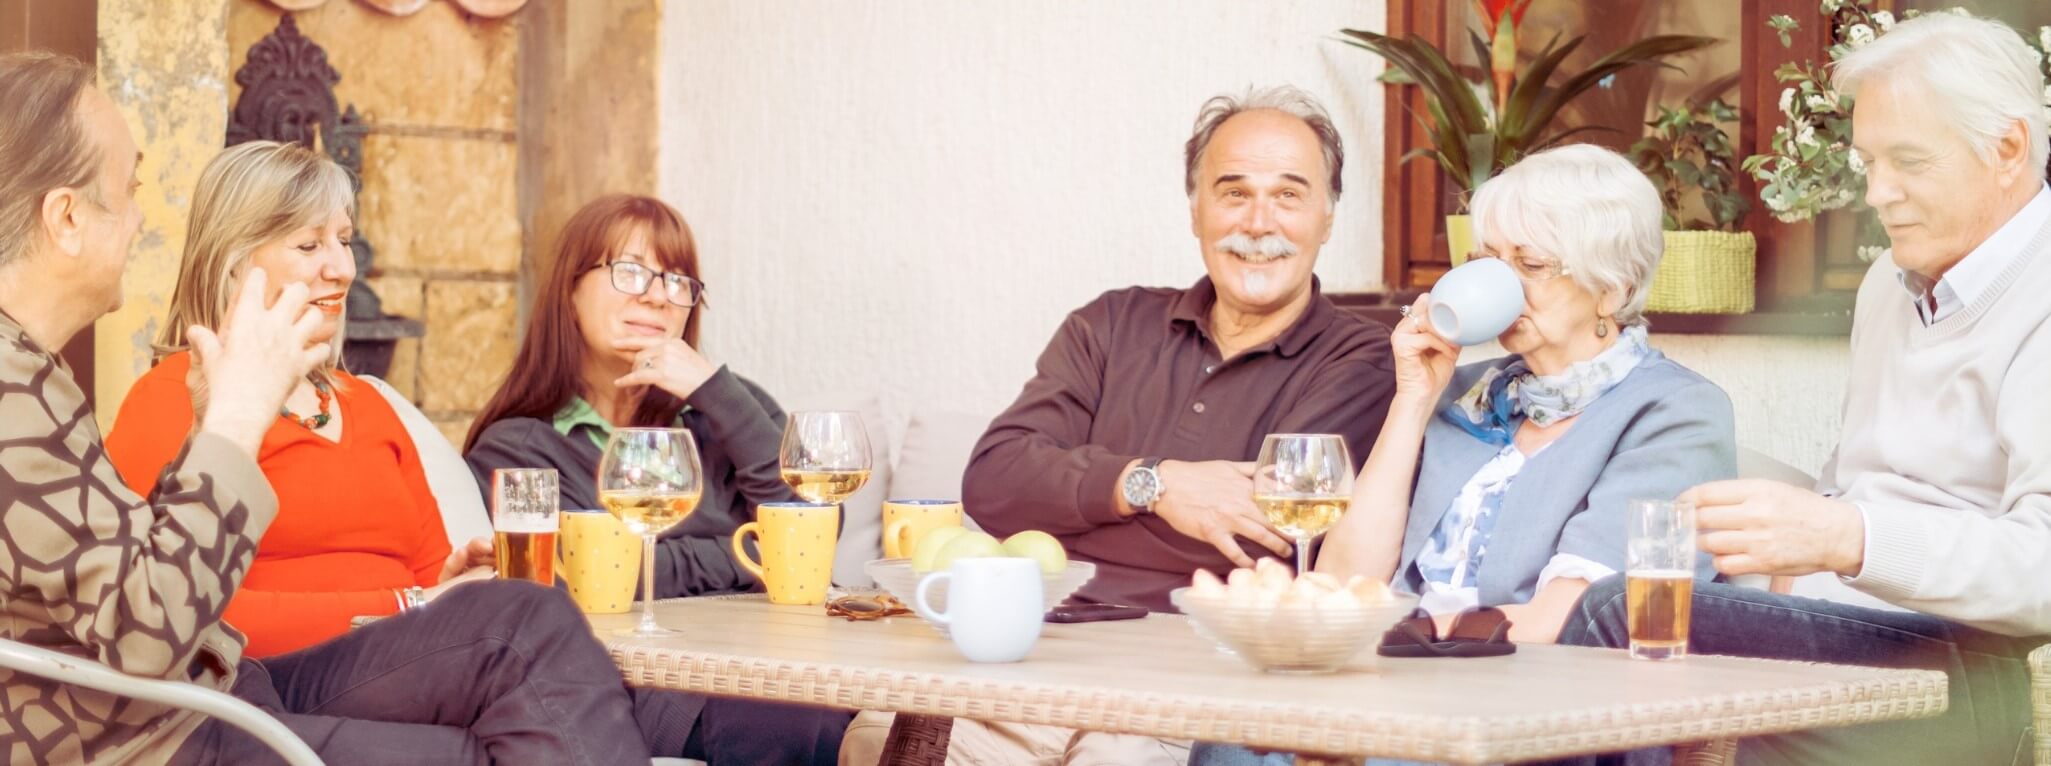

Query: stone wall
left=94, top=0, right=230, bottom=426
left=229, top=0, right=522, bottom=446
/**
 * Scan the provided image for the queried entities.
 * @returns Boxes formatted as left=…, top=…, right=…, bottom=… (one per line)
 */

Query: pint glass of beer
left=493, top=468, right=560, bottom=585
left=1625, top=498, right=1695, bottom=661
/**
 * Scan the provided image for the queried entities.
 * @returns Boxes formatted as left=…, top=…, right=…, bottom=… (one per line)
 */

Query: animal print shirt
left=0, top=309, right=277, bottom=763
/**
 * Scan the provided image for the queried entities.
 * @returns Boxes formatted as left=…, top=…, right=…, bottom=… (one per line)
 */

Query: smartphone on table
left=1044, top=603, right=1149, bottom=623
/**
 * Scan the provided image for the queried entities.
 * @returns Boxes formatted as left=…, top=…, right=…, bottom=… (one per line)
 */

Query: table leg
left=879, top=713, right=954, bottom=766
left=1292, top=754, right=1364, bottom=766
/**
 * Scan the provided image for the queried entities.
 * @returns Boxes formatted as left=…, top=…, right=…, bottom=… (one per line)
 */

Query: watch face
left=1123, top=467, right=1159, bottom=506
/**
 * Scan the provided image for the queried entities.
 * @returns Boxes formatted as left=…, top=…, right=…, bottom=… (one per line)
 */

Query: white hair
left=1468, top=144, right=1666, bottom=327
left=1834, top=13, right=2049, bottom=182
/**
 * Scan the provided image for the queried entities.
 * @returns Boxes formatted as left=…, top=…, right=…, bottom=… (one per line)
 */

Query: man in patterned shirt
left=0, top=52, right=690, bottom=764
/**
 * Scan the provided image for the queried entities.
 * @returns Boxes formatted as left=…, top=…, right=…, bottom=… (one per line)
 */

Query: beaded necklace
left=280, top=379, right=334, bottom=430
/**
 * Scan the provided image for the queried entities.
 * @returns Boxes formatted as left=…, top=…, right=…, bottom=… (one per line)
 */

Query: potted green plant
left=1339, top=2, right=1716, bottom=262
left=1631, top=98, right=1756, bottom=313
left=1743, top=1, right=2051, bottom=224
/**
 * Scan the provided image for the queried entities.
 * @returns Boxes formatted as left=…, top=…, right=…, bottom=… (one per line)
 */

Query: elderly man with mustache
left=840, top=85, right=1395, bottom=766
left=964, top=85, right=1396, bottom=613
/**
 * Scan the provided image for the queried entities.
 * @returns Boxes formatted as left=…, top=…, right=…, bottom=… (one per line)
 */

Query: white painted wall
left=658, top=2, right=1854, bottom=474
left=660, top=1, right=1387, bottom=426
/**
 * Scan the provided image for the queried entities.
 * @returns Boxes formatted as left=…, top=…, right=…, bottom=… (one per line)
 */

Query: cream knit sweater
left=1827, top=213, right=2051, bottom=637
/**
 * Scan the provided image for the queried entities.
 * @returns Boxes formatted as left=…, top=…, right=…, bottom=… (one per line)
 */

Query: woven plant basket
left=1648, top=230, right=1756, bottom=314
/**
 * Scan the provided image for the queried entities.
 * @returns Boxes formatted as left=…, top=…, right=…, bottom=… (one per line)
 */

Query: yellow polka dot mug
left=882, top=499, right=964, bottom=559
left=732, top=502, right=840, bottom=605
left=556, top=509, right=641, bottom=614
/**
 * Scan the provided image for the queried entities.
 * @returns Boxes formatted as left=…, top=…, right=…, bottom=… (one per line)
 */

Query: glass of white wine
left=779, top=411, right=872, bottom=505
left=1252, top=433, right=1354, bottom=576
left=597, top=427, right=704, bottom=638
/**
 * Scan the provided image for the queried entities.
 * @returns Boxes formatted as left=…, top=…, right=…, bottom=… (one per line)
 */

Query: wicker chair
left=0, top=638, right=321, bottom=765
left=2034, top=644, right=2051, bottom=766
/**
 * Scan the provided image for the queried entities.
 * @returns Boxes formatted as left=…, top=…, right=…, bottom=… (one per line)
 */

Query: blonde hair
left=157, top=141, right=356, bottom=387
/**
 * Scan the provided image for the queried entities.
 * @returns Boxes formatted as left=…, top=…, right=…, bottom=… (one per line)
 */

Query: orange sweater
left=107, top=353, right=451, bottom=658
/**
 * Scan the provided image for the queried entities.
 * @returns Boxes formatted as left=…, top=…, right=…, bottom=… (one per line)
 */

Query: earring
left=1595, top=318, right=1610, bottom=338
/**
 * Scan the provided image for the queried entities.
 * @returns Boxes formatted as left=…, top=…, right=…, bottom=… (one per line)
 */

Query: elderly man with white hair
left=1557, top=13, right=2051, bottom=765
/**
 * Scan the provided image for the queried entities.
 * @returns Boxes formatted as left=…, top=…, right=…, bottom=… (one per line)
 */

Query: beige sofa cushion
left=886, top=409, right=994, bottom=509
left=361, top=375, right=492, bottom=547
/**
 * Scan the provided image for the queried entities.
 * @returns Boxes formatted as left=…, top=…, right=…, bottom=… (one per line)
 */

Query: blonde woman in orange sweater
left=106, top=141, right=493, bottom=658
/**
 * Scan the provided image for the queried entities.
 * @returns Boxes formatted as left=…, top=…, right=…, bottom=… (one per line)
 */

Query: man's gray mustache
left=1215, top=233, right=1296, bottom=261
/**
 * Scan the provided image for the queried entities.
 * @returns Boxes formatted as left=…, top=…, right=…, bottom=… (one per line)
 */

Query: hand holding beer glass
left=1626, top=499, right=1696, bottom=661
left=492, top=468, right=559, bottom=585
left=598, top=428, right=705, bottom=637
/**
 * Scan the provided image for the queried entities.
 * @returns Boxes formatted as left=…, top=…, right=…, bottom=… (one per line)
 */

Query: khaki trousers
left=840, top=710, right=1190, bottom=766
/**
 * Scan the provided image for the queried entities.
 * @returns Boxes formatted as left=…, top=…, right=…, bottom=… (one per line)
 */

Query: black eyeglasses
left=595, top=261, right=705, bottom=308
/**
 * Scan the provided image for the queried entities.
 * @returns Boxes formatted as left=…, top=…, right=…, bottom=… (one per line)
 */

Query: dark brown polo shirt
left=963, top=277, right=1395, bottom=611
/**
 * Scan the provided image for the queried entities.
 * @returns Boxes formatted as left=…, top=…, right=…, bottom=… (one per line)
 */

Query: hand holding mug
left=1392, top=295, right=1462, bottom=402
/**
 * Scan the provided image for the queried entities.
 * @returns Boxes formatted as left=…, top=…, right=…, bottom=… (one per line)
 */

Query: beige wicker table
left=594, top=595, right=1947, bottom=765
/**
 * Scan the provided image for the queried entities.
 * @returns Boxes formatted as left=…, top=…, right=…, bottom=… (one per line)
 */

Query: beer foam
left=1627, top=568, right=1693, bottom=579
left=495, top=512, right=560, bottom=533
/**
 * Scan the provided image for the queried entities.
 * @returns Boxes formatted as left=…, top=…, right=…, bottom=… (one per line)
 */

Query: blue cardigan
left=1392, top=350, right=1736, bottom=606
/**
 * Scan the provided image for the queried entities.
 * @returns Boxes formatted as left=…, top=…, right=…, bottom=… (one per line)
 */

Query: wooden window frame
left=1376, top=0, right=1858, bottom=329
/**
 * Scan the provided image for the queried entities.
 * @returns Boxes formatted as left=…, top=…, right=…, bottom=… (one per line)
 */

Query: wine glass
left=597, top=428, right=704, bottom=637
left=1252, top=434, right=1355, bottom=575
left=779, top=411, right=873, bottom=505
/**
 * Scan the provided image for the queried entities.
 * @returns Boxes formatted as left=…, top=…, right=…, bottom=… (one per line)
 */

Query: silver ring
left=1398, top=305, right=1412, bottom=318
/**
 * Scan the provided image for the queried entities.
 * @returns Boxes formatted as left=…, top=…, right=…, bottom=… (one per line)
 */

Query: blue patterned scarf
left=1446, top=325, right=1652, bottom=446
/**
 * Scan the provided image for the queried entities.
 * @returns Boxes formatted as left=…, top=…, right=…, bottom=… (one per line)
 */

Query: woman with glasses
left=1190, top=144, right=1739, bottom=766
left=463, top=194, right=849, bottom=764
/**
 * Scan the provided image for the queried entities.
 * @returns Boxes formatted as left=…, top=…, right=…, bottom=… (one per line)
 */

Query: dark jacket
left=465, top=366, right=796, bottom=598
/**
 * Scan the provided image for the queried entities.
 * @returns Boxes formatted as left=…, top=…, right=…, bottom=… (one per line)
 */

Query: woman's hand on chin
left=611, top=335, right=719, bottom=401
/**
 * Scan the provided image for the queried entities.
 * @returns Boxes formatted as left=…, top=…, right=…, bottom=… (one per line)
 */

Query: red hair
left=466, top=194, right=702, bottom=451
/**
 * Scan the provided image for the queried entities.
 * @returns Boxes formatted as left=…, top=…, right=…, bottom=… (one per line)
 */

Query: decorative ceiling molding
left=257, top=0, right=529, bottom=18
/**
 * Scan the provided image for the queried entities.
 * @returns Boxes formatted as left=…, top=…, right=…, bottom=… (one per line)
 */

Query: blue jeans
left=1544, top=575, right=2041, bottom=766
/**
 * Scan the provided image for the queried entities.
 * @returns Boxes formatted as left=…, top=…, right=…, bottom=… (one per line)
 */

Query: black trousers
left=173, top=580, right=851, bottom=765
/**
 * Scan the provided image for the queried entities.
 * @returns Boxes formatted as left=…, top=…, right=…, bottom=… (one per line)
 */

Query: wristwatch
left=1122, top=458, right=1166, bottom=515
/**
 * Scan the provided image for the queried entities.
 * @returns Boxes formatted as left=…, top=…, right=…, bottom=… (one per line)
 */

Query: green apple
left=910, top=526, right=971, bottom=573
left=929, top=531, right=1004, bottom=572
left=1002, top=530, right=1068, bottom=575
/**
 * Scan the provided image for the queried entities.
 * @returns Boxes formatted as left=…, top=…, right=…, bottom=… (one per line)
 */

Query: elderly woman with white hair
left=1312, top=142, right=1736, bottom=642
left=1188, top=142, right=1736, bottom=766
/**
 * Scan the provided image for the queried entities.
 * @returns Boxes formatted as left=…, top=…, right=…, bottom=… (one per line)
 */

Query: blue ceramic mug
left=1426, top=258, right=1525, bottom=346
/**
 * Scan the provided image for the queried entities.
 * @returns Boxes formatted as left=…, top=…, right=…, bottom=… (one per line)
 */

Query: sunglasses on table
left=1377, top=606, right=1516, bottom=658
